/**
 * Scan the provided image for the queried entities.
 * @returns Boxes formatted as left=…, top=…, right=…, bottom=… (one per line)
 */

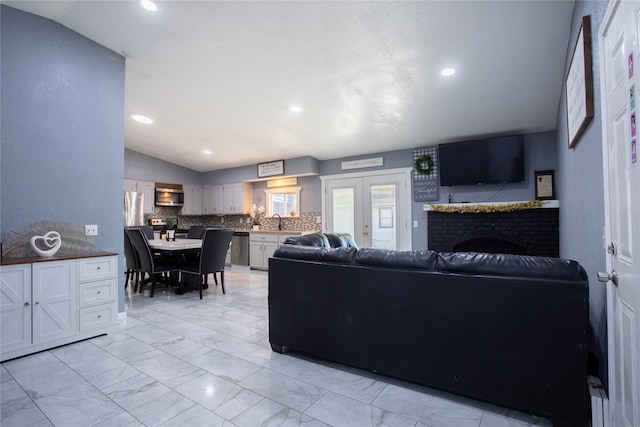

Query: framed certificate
left=535, top=170, right=556, bottom=200
left=257, top=160, right=284, bottom=178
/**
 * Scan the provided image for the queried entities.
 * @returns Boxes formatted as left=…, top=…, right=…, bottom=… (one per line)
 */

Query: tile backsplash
left=148, top=207, right=322, bottom=233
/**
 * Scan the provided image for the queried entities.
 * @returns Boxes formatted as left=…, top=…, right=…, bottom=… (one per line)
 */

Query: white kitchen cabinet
left=77, top=256, right=117, bottom=332
left=202, top=185, right=223, bottom=215
left=0, top=254, right=118, bottom=362
left=124, top=179, right=155, bottom=213
left=224, top=183, right=252, bottom=214
left=202, top=183, right=251, bottom=215
left=249, top=233, right=300, bottom=270
left=32, top=259, right=77, bottom=344
left=182, top=185, right=202, bottom=215
left=0, top=264, right=31, bottom=353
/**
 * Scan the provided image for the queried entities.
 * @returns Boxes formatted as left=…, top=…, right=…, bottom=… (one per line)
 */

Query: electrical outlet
left=85, top=225, right=98, bottom=236
left=413, top=220, right=418, bottom=228
left=316, top=216, right=322, bottom=224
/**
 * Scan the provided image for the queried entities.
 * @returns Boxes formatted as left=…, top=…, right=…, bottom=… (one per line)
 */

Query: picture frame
left=535, top=170, right=556, bottom=200
left=257, top=160, right=284, bottom=178
left=566, top=15, right=594, bottom=149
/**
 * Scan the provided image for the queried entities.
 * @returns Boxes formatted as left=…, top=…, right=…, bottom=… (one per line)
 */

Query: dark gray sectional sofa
left=268, top=233, right=590, bottom=427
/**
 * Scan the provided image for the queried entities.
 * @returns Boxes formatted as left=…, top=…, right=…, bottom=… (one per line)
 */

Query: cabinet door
left=223, top=184, right=235, bottom=213
left=212, top=186, right=224, bottom=214
left=183, top=186, right=202, bottom=215
left=124, top=179, right=137, bottom=192
left=249, top=242, right=265, bottom=269
left=137, top=180, right=155, bottom=213
left=0, top=264, right=31, bottom=353
left=32, top=260, right=77, bottom=344
left=264, top=242, right=278, bottom=265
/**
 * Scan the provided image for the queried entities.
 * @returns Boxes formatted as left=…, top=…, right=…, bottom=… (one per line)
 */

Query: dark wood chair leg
left=220, top=271, right=226, bottom=294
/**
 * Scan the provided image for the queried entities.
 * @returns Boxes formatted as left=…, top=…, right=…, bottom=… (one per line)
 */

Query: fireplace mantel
left=423, top=200, right=559, bottom=211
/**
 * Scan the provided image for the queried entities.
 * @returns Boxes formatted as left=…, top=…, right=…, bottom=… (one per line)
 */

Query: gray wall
left=1, top=6, right=126, bottom=311
left=557, top=0, right=609, bottom=390
left=125, top=148, right=202, bottom=186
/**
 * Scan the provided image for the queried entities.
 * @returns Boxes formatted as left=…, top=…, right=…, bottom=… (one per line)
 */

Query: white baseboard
left=118, top=311, right=127, bottom=321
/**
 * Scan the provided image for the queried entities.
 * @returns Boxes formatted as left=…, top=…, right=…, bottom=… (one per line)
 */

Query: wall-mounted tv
left=438, top=135, right=525, bottom=186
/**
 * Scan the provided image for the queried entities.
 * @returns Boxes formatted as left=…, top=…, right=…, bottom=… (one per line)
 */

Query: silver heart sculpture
left=30, top=231, right=62, bottom=257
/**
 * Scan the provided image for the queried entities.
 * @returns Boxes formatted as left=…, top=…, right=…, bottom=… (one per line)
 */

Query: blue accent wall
left=557, top=0, right=609, bottom=391
left=125, top=148, right=202, bottom=186
left=1, top=6, right=126, bottom=311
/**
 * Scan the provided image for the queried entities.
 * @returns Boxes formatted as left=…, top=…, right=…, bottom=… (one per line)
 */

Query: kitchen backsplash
left=148, top=207, right=322, bottom=233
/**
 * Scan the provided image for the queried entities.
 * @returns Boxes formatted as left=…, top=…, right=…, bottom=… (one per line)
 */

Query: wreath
left=414, top=154, right=434, bottom=176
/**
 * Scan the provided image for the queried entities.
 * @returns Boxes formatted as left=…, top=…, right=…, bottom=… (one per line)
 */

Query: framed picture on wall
left=535, top=170, right=556, bottom=200
left=565, top=15, right=594, bottom=149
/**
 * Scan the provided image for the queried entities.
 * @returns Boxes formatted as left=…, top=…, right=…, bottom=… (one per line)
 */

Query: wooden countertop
left=1, top=251, right=118, bottom=266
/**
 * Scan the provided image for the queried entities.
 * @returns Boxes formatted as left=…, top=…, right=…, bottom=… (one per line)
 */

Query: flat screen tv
left=438, top=135, right=525, bottom=186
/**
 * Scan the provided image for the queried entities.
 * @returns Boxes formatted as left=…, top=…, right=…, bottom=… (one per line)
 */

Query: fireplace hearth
left=427, top=205, right=559, bottom=257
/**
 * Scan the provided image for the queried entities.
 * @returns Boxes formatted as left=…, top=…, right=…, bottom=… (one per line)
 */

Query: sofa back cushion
left=273, top=245, right=357, bottom=264
left=436, top=251, right=587, bottom=280
left=282, top=233, right=330, bottom=247
left=324, top=233, right=359, bottom=249
left=355, top=248, right=437, bottom=270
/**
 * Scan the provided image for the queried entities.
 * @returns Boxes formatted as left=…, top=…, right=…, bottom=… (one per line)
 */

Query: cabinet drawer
left=250, top=233, right=279, bottom=243
left=77, top=256, right=117, bottom=282
left=79, top=304, right=117, bottom=331
left=79, top=279, right=117, bottom=307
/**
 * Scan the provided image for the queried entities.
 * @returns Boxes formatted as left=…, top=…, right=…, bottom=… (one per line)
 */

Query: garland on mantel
left=429, top=200, right=544, bottom=214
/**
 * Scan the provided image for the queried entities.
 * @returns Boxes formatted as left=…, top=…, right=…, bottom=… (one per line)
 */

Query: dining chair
left=123, top=229, right=140, bottom=292
left=180, top=228, right=234, bottom=299
left=125, top=227, right=179, bottom=297
left=186, top=225, right=206, bottom=239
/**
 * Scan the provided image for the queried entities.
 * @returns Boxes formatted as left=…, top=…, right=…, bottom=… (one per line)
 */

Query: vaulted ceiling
left=5, top=0, right=574, bottom=172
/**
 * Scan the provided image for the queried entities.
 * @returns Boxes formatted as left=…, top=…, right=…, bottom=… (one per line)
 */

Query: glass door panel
left=369, top=184, right=397, bottom=250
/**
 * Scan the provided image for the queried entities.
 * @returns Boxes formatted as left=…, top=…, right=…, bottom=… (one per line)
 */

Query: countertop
left=248, top=230, right=318, bottom=235
left=1, top=251, right=118, bottom=266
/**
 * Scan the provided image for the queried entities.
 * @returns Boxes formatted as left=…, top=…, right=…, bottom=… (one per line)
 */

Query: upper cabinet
left=124, top=179, right=154, bottom=213
left=203, top=183, right=251, bottom=215
left=182, top=185, right=202, bottom=215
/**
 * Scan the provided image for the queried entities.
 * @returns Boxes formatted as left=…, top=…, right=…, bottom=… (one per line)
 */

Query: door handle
left=597, top=270, right=618, bottom=286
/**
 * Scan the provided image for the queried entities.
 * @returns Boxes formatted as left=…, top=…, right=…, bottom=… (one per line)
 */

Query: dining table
left=147, top=238, right=203, bottom=294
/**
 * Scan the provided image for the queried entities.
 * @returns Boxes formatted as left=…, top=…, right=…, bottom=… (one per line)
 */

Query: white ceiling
left=5, top=0, right=575, bottom=173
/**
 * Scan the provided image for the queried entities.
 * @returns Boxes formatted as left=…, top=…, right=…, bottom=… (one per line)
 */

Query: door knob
left=597, top=270, right=618, bottom=286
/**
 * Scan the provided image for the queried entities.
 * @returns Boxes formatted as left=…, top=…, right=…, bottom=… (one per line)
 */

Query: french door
left=321, top=169, right=411, bottom=250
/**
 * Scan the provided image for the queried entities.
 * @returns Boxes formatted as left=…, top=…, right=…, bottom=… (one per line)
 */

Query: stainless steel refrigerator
left=124, top=191, right=144, bottom=226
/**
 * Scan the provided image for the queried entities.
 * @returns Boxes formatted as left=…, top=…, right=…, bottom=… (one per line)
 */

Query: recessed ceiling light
left=140, top=0, right=157, bottom=12
left=131, top=114, right=153, bottom=124
left=441, top=68, right=456, bottom=77
left=203, top=149, right=212, bottom=155
left=290, top=106, right=303, bottom=114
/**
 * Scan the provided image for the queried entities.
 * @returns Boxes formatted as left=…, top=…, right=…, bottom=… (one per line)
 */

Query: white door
left=600, top=2, right=640, bottom=425
left=323, top=169, right=411, bottom=250
left=0, top=264, right=31, bottom=353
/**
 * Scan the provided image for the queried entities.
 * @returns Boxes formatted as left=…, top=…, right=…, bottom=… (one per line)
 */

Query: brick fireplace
left=427, top=205, right=559, bottom=257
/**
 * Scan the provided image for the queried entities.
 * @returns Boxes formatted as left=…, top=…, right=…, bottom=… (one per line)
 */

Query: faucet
left=273, top=214, right=282, bottom=230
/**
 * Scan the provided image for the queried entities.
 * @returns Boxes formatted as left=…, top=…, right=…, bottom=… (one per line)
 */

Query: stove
left=148, top=218, right=167, bottom=231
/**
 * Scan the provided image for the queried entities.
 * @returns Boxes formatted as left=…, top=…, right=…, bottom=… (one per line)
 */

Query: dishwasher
left=231, top=231, right=249, bottom=265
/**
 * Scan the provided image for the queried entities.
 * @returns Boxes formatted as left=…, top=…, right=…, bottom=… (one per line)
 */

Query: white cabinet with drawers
left=0, top=254, right=118, bottom=362
left=249, top=233, right=300, bottom=270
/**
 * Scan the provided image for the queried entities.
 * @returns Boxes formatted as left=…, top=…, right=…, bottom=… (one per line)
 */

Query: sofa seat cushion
left=273, top=245, right=357, bottom=264
left=282, top=233, right=330, bottom=247
left=355, top=248, right=437, bottom=270
left=436, top=251, right=587, bottom=280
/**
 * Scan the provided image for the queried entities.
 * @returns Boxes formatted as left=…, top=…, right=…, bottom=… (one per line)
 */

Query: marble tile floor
left=1, top=267, right=553, bottom=427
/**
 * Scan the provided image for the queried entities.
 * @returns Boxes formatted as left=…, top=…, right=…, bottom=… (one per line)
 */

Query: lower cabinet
left=0, top=254, right=118, bottom=362
left=249, top=233, right=300, bottom=270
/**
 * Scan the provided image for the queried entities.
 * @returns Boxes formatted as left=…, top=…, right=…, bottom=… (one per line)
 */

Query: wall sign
left=566, top=15, right=594, bottom=149
left=413, top=148, right=439, bottom=201
left=257, top=160, right=284, bottom=178
left=341, top=157, right=384, bottom=170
